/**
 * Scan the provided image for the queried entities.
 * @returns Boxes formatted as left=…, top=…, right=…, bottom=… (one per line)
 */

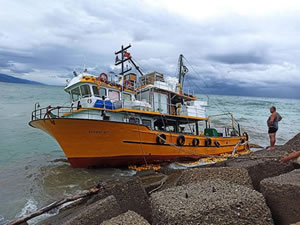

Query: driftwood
left=9, top=187, right=101, bottom=225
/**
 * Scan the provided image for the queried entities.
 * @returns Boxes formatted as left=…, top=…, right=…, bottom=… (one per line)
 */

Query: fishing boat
left=29, top=44, right=249, bottom=168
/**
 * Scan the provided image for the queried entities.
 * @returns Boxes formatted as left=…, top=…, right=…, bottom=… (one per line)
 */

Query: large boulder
left=284, top=133, right=300, bottom=148
left=100, top=211, right=150, bottom=225
left=151, top=179, right=273, bottom=225
left=61, top=195, right=121, bottom=225
left=177, top=167, right=253, bottom=188
left=221, top=150, right=294, bottom=190
left=88, top=177, right=152, bottom=223
left=260, top=169, right=300, bottom=225
left=39, top=195, right=121, bottom=225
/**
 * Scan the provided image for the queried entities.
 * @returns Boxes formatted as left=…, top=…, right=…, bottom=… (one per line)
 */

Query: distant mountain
left=0, top=74, right=44, bottom=85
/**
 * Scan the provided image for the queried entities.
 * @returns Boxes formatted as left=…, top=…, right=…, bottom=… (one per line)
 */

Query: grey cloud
left=0, top=0, right=300, bottom=97
left=207, top=52, right=268, bottom=64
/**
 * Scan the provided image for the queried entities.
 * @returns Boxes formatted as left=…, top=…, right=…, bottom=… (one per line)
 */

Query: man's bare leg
left=268, top=133, right=276, bottom=150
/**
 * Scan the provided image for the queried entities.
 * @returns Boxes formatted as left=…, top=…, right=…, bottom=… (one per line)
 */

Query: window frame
left=99, top=88, right=107, bottom=98
left=142, top=119, right=152, bottom=128
left=129, top=117, right=140, bottom=124
left=92, top=86, right=100, bottom=97
left=80, top=85, right=92, bottom=98
left=108, top=89, right=120, bottom=101
left=123, top=92, right=132, bottom=101
left=71, top=87, right=81, bottom=102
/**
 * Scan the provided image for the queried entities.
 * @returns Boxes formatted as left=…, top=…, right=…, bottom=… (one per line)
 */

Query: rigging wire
left=131, top=56, right=146, bottom=74
left=182, top=56, right=241, bottom=127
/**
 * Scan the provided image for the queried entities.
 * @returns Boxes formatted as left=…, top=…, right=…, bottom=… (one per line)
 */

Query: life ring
left=243, top=132, right=249, bottom=141
left=98, top=72, right=108, bottom=82
left=156, top=133, right=166, bottom=145
left=177, top=135, right=185, bottom=146
left=192, top=138, right=200, bottom=147
left=214, top=141, right=220, bottom=148
left=205, top=138, right=212, bottom=147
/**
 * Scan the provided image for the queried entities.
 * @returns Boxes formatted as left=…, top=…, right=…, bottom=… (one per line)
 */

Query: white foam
left=168, top=161, right=215, bottom=170
left=16, top=199, right=58, bottom=225
left=0, top=215, right=8, bottom=225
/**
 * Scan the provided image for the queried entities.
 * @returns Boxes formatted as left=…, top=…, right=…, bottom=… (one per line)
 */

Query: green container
left=204, top=128, right=219, bottom=137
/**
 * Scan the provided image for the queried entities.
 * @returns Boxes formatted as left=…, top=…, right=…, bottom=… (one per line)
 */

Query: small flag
left=124, top=51, right=131, bottom=58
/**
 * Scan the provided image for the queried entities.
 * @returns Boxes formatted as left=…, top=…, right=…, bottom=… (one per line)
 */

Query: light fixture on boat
left=73, top=71, right=78, bottom=77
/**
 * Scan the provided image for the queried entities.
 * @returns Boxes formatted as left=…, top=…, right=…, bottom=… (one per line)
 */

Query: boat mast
left=177, top=54, right=188, bottom=94
left=115, top=44, right=144, bottom=77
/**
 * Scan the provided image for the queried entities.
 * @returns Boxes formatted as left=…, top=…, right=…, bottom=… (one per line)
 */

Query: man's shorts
left=268, top=127, right=278, bottom=134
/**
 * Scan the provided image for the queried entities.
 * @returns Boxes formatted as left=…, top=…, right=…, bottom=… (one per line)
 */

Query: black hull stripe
left=123, top=140, right=237, bottom=148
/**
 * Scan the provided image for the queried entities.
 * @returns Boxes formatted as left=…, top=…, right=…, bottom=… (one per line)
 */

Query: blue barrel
left=104, top=100, right=115, bottom=109
left=94, top=100, right=104, bottom=108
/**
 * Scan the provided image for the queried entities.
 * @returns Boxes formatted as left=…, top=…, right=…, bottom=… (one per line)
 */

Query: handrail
left=207, top=112, right=241, bottom=136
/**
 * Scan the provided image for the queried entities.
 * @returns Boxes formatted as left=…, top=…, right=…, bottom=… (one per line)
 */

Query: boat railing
left=31, top=101, right=208, bottom=121
left=31, top=106, right=82, bottom=121
left=207, top=113, right=241, bottom=136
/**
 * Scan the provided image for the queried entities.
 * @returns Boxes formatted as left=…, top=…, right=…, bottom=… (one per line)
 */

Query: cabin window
left=129, top=117, right=140, bottom=124
left=80, top=85, right=91, bottom=98
left=108, top=90, right=120, bottom=101
left=99, top=88, right=107, bottom=98
left=92, top=86, right=100, bottom=97
left=142, top=119, right=152, bottom=128
left=153, top=92, right=168, bottom=113
left=137, top=90, right=150, bottom=103
left=71, top=87, right=81, bottom=101
left=123, top=93, right=131, bottom=101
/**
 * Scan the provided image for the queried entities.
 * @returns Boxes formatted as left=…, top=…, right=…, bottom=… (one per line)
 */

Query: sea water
left=0, top=82, right=299, bottom=223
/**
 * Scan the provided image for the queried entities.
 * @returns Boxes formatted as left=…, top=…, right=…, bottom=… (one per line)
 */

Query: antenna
left=83, top=55, right=87, bottom=73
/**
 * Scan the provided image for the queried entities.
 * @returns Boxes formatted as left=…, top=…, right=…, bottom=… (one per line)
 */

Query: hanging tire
left=177, top=135, right=185, bottom=146
left=214, top=141, right=220, bottom=148
left=205, top=138, right=212, bottom=147
left=243, top=132, right=249, bottom=141
left=192, top=138, right=200, bottom=147
left=156, top=134, right=166, bottom=145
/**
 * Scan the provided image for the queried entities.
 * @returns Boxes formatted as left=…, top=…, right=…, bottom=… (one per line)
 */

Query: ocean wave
left=0, top=215, right=8, bottom=225
left=16, top=198, right=58, bottom=225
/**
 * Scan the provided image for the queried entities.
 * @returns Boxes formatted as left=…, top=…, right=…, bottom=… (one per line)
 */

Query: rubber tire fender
left=156, top=133, right=166, bottom=145
left=243, top=132, right=249, bottom=141
left=205, top=138, right=212, bottom=147
left=192, top=138, right=200, bottom=147
left=214, top=141, right=220, bottom=148
left=176, top=135, right=185, bottom=146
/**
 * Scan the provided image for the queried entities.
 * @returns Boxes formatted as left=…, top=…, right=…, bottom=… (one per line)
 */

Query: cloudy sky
left=1, top=0, right=300, bottom=98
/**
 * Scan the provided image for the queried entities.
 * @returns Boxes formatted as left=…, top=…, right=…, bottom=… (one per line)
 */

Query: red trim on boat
left=68, top=155, right=202, bottom=168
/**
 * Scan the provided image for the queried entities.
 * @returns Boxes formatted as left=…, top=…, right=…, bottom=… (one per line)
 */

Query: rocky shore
left=17, top=134, right=300, bottom=225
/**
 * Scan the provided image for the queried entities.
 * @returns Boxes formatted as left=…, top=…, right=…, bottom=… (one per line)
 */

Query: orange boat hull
left=29, top=118, right=247, bottom=168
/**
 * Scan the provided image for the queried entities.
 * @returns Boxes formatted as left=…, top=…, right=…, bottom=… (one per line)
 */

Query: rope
left=182, top=56, right=241, bottom=127
left=232, top=140, right=249, bottom=157
left=148, top=176, right=168, bottom=194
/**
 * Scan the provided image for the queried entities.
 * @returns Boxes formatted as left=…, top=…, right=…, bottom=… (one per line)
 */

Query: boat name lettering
left=88, top=130, right=108, bottom=134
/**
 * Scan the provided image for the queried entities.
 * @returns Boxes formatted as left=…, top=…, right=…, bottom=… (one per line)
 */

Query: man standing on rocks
left=267, top=106, right=282, bottom=150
